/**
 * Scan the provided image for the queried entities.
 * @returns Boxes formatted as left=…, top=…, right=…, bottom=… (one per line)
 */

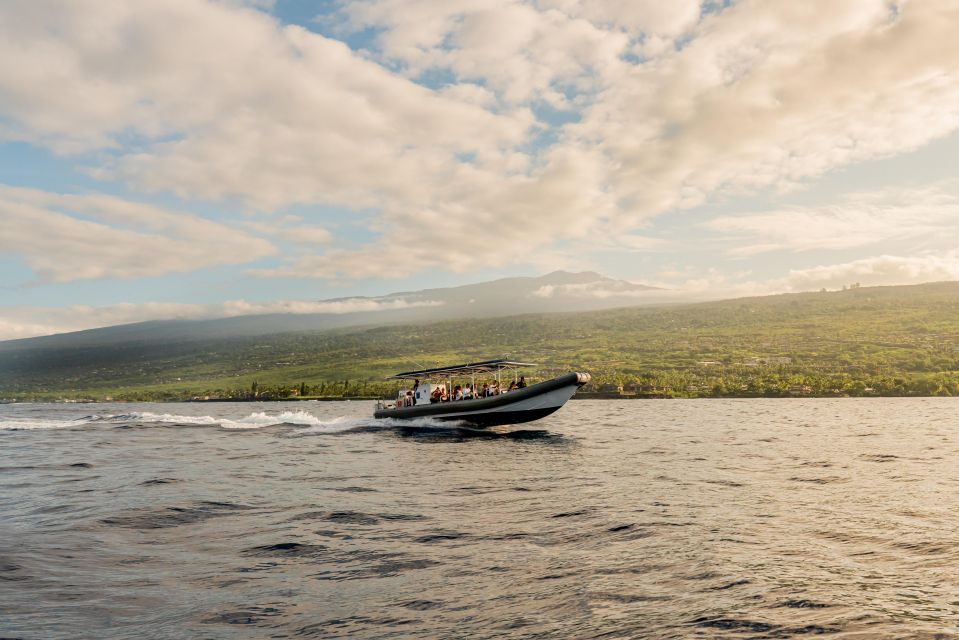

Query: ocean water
left=1, top=399, right=958, bottom=639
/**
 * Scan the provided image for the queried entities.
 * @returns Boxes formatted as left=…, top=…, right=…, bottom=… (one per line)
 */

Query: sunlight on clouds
left=645, top=252, right=959, bottom=300
left=781, top=253, right=959, bottom=292
left=0, top=186, right=275, bottom=283
left=570, top=0, right=959, bottom=229
left=341, top=0, right=632, bottom=107
left=0, top=0, right=958, bottom=287
left=709, top=183, right=959, bottom=255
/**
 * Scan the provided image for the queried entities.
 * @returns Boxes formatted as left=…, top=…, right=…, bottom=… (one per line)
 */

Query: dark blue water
left=2, top=399, right=958, bottom=638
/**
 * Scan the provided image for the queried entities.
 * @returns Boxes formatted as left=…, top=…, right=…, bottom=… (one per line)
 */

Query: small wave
left=242, top=542, right=328, bottom=558
left=101, top=501, right=251, bottom=530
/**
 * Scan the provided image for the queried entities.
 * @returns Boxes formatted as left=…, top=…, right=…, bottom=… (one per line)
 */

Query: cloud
left=780, top=253, right=959, bottom=291
left=1, top=0, right=959, bottom=283
left=531, top=279, right=659, bottom=299
left=708, top=183, right=959, bottom=255
left=217, top=297, right=442, bottom=316
left=647, top=252, right=959, bottom=300
left=249, top=144, right=620, bottom=279
left=0, top=185, right=275, bottom=282
left=0, top=297, right=443, bottom=340
left=572, top=0, right=959, bottom=230
left=339, top=0, right=640, bottom=107
left=242, top=218, right=333, bottom=246
left=0, top=1, right=532, bottom=203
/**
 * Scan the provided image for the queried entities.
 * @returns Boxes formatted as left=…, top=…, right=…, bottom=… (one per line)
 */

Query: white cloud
left=217, top=297, right=442, bottom=316
left=251, top=144, right=619, bottom=279
left=0, top=297, right=443, bottom=340
left=780, top=253, right=959, bottom=291
left=0, top=185, right=275, bottom=282
left=648, top=252, right=959, bottom=300
left=1, top=0, right=959, bottom=284
left=531, top=279, right=659, bottom=299
left=708, top=183, right=959, bottom=255
left=340, top=0, right=636, bottom=107
left=0, top=1, right=532, bottom=204
left=243, top=218, right=333, bottom=246
left=572, top=0, right=959, bottom=230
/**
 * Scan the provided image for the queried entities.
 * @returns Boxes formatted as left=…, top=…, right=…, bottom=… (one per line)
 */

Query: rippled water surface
left=2, top=399, right=959, bottom=639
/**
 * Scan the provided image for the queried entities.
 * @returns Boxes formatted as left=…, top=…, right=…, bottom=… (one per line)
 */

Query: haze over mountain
left=0, top=271, right=665, bottom=348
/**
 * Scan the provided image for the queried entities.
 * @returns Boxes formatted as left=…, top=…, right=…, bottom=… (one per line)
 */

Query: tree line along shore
left=6, top=368, right=956, bottom=403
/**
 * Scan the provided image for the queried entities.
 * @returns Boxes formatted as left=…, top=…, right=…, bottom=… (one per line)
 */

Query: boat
left=373, top=359, right=591, bottom=427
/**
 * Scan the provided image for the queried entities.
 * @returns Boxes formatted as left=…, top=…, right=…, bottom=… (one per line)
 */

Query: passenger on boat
left=507, top=380, right=517, bottom=392
left=463, top=385, right=473, bottom=400
left=405, top=390, right=414, bottom=407
left=430, top=387, right=442, bottom=404
left=441, top=387, right=449, bottom=402
left=490, top=381, right=499, bottom=396
left=480, top=382, right=489, bottom=397
left=453, top=385, right=463, bottom=401
left=517, top=376, right=527, bottom=389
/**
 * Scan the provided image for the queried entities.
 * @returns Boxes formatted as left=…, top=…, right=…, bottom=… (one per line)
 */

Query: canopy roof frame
left=389, top=358, right=536, bottom=381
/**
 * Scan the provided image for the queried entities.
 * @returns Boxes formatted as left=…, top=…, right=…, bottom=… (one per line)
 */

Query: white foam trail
left=103, top=410, right=356, bottom=430
left=291, top=415, right=465, bottom=436
left=0, top=410, right=465, bottom=433
left=118, top=412, right=222, bottom=425
left=219, top=411, right=348, bottom=430
left=0, top=417, right=94, bottom=431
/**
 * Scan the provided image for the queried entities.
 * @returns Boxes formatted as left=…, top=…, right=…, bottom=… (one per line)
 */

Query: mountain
left=0, top=271, right=665, bottom=349
left=2, top=281, right=959, bottom=400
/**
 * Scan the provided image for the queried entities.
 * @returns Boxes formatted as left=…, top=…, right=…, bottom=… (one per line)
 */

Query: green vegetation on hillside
left=2, top=282, right=959, bottom=401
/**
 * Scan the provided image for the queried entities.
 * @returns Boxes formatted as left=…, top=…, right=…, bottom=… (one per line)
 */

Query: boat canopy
left=389, top=358, right=537, bottom=381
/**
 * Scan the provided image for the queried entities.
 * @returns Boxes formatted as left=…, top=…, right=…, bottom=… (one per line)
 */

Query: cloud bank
left=1, top=0, right=957, bottom=282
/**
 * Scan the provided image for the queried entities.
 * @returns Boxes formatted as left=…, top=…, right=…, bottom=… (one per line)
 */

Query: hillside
left=2, top=282, right=958, bottom=400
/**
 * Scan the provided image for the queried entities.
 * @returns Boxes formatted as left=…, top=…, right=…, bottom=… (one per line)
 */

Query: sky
left=1, top=0, right=959, bottom=339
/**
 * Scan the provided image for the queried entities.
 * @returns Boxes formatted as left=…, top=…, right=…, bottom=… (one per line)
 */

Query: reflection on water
left=2, top=399, right=959, bottom=638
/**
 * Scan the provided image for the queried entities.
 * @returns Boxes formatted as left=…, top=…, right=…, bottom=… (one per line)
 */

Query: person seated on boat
left=430, top=387, right=442, bottom=404
left=490, top=381, right=499, bottom=396
left=441, top=387, right=449, bottom=402
left=506, top=380, right=517, bottom=392
left=463, top=385, right=473, bottom=400
left=452, top=385, right=463, bottom=401
left=517, top=376, right=527, bottom=389
left=480, top=382, right=489, bottom=397
left=405, top=390, right=414, bottom=407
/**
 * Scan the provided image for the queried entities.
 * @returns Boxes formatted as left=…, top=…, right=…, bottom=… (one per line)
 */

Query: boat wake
left=0, top=417, right=99, bottom=431
left=0, top=410, right=464, bottom=434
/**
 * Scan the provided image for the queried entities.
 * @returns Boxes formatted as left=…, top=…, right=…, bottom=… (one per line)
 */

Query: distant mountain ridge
left=0, top=271, right=665, bottom=349
left=322, top=270, right=660, bottom=304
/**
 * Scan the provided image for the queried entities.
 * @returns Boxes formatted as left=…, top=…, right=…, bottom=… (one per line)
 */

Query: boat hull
left=373, top=372, right=590, bottom=427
